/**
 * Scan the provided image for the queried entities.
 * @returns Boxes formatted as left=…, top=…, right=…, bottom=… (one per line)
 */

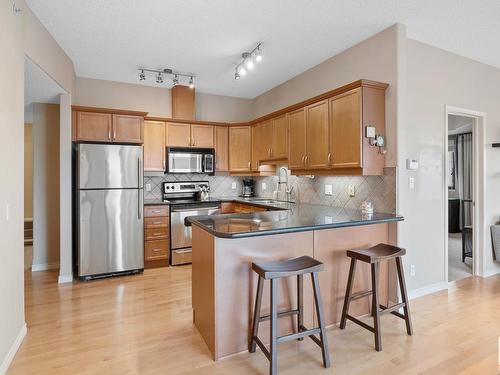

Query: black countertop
left=187, top=201, right=403, bottom=239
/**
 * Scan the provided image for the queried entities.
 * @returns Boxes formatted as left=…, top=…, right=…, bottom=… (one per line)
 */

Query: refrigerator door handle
left=138, top=191, right=142, bottom=220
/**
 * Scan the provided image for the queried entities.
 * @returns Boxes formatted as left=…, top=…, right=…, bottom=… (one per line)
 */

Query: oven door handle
left=174, top=249, right=192, bottom=254
left=171, top=207, right=220, bottom=213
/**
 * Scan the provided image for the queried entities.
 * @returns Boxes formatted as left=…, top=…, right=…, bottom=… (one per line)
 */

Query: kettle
left=198, top=186, right=210, bottom=201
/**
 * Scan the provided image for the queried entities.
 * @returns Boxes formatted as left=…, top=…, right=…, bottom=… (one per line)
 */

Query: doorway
left=445, top=107, right=484, bottom=282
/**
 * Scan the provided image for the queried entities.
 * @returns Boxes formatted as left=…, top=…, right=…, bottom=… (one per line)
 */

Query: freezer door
left=78, top=189, right=144, bottom=277
left=78, top=144, right=143, bottom=189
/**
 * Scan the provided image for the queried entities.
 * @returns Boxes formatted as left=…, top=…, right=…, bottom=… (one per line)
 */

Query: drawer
left=145, top=216, right=169, bottom=228
left=144, top=205, right=169, bottom=218
left=171, top=249, right=192, bottom=265
left=145, top=239, right=169, bottom=261
left=145, top=227, right=169, bottom=241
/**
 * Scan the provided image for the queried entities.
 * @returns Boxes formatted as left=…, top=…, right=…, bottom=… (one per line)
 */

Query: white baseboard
left=480, top=268, right=500, bottom=278
left=58, top=274, right=73, bottom=284
left=0, top=323, right=27, bottom=375
left=31, top=262, right=59, bottom=272
left=409, top=281, right=448, bottom=300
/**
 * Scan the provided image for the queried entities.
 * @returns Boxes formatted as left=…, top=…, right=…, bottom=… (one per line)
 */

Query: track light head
left=234, top=71, right=240, bottom=80
left=156, top=72, right=163, bottom=84
left=238, top=66, right=246, bottom=76
left=188, top=76, right=195, bottom=89
left=255, top=47, right=263, bottom=62
left=172, top=74, right=179, bottom=86
left=139, top=69, right=146, bottom=81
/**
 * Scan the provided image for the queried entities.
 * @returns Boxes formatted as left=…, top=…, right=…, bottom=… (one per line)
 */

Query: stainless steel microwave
left=166, top=147, right=215, bottom=175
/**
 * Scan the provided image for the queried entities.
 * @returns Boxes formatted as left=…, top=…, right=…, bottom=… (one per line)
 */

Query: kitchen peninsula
left=188, top=202, right=402, bottom=360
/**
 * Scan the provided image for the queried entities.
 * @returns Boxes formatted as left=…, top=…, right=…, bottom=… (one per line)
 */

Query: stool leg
left=249, top=276, right=264, bottom=353
left=396, top=257, right=413, bottom=336
left=371, top=262, right=382, bottom=351
left=297, top=274, right=304, bottom=341
left=270, top=278, right=278, bottom=375
left=312, top=272, right=331, bottom=368
left=340, top=258, right=357, bottom=329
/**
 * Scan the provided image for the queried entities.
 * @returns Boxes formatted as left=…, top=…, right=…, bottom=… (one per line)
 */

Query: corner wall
left=0, top=2, right=26, bottom=373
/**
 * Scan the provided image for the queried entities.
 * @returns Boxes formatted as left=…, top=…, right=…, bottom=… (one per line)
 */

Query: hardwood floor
left=8, top=267, right=500, bottom=374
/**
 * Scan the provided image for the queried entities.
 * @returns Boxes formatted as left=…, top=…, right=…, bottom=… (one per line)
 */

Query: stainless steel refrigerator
left=77, top=143, right=144, bottom=280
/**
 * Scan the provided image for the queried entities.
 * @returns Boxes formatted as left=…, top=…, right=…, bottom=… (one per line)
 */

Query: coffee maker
left=241, top=179, right=255, bottom=197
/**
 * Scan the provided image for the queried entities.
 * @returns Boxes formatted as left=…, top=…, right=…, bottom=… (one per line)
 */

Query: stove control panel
left=163, top=181, right=209, bottom=195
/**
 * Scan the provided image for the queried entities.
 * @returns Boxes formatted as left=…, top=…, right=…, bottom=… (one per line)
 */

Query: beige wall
left=32, top=104, right=60, bottom=269
left=252, top=24, right=401, bottom=167
left=399, top=38, right=500, bottom=290
left=0, top=1, right=26, bottom=372
left=75, top=77, right=254, bottom=122
left=24, top=124, right=33, bottom=219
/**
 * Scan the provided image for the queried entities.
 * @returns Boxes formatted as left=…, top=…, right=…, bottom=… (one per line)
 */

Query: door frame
left=444, top=105, right=485, bottom=281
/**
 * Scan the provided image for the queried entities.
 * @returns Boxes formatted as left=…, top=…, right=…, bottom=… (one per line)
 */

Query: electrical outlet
left=410, top=264, right=416, bottom=277
left=348, top=184, right=356, bottom=197
left=5, top=203, right=10, bottom=221
left=262, top=182, right=267, bottom=191
left=145, top=183, right=152, bottom=192
left=325, top=184, right=333, bottom=196
left=231, top=182, right=237, bottom=189
left=324, top=215, right=333, bottom=224
left=409, top=177, right=415, bottom=190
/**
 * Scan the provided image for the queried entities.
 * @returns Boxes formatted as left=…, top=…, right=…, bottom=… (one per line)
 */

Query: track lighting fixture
left=138, top=68, right=196, bottom=88
left=234, top=42, right=262, bottom=80
left=156, top=72, right=163, bottom=84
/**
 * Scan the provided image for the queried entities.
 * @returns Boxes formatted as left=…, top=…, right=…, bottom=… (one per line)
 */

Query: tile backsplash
left=144, top=168, right=396, bottom=213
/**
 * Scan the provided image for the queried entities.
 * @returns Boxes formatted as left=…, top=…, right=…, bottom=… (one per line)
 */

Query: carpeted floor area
left=448, top=232, right=472, bottom=281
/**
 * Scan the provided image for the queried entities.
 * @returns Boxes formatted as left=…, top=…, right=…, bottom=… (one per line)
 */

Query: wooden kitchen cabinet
left=252, top=121, right=272, bottom=169
left=75, top=111, right=112, bottom=142
left=144, top=205, right=169, bottom=268
left=191, top=124, right=214, bottom=148
left=112, top=114, right=143, bottom=143
left=271, top=114, right=288, bottom=159
left=229, top=126, right=252, bottom=172
left=143, top=120, right=166, bottom=172
left=215, top=126, right=229, bottom=172
left=166, top=122, right=191, bottom=147
left=329, top=88, right=362, bottom=169
left=72, top=107, right=146, bottom=144
left=305, top=99, right=330, bottom=169
left=288, top=108, right=307, bottom=169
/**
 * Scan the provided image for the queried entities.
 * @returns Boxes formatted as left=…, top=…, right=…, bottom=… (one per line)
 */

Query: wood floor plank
left=7, top=267, right=500, bottom=374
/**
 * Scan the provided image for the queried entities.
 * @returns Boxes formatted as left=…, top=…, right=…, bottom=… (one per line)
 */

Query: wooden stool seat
left=340, top=243, right=413, bottom=352
left=250, top=256, right=330, bottom=374
left=346, top=243, right=406, bottom=263
left=252, top=256, right=324, bottom=279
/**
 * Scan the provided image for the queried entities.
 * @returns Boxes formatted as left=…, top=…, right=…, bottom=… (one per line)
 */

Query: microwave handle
left=201, top=154, right=205, bottom=172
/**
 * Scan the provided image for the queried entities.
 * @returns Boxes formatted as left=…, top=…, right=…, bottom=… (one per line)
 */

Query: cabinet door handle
left=305, top=156, right=308, bottom=167
left=113, top=128, right=116, bottom=140
left=327, top=153, right=331, bottom=165
left=152, top=248, right=163, bottom=252
left=108, top=128, right=112, bottom=141
left=152, top=221, right=162, bottom=225
left=301, top=155, right=305, bottom=167
left=188, top=137, right=191, bottom=146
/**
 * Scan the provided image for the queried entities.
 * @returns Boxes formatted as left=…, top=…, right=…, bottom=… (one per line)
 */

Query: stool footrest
left=258, top=308, right=299, bottom=322
left=277, top=327, right=321, bottom=344
left=346, top=314, right=375, bottom=333
left=299, top=325, right=323, bottom=347
left=379, top=304, right=406, bottom=319
left=349, top=290, right=373, bottom=301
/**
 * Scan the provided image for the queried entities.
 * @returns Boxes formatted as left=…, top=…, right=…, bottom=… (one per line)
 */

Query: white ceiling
left=24, top=57, right=65, bottom=123
left=25, top=0, right=500, bottom=99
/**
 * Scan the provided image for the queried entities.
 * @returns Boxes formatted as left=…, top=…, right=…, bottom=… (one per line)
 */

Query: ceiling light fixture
left=234, top=42, right=262, bottom=80
left=138, top=68, right=196, bottom=88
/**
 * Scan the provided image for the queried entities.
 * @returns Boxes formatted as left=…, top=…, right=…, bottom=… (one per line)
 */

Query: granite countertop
left=187, top=201, right=403, bottom=239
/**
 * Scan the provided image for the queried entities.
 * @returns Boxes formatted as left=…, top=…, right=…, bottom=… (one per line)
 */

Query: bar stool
left=339, top=243, right=413, bottom=351
left=249, top=256, right=331, bottom=375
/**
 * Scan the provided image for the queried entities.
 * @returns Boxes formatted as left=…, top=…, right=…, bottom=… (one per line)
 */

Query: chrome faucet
left=278, top=166, right=294, bottom=202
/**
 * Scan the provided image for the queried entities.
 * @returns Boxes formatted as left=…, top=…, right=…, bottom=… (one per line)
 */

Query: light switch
left=262, top=182, right=267, bottom=191
left=325, top=215, right=333, bottom=224
left=145, top=183, right=152, bottom=192
left=365, top=126, right=376, bottom=138
left=409, top=177, right=415, bottom=190
left=231, top=182, right=237, bottom=189
left=325, top=184, right=333, bottom=196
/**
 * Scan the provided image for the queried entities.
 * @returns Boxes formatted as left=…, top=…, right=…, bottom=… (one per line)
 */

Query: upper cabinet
left=287, top=108, right=307, bottom=169
left=72, top=107, right=146, bottom=144
left=144, top=120, right=166, bottom=172
left=171, top=85, right=195, bottom=121
left=251, top=115, right=288, bottom=168
left=229, top=126, right=252, bottom=172
left=166, top=122, right=191, bottom=147
left=166, top=122, right=214, bottom=148
left=271, top=114, right=288, bottom=159
left=215, top=126, right=229, bottom=172
left=305, top=100, right=330, bottom=170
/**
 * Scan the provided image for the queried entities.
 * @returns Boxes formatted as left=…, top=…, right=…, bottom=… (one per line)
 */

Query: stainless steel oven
left=166, top=147, right=214, bottom=175
left=163, top=181, right=220, bottom=265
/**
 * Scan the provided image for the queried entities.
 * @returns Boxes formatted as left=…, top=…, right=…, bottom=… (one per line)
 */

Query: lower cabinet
left=220, top=202, right=268, bottom=214
left=144, top=205, right=170, bottom=268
